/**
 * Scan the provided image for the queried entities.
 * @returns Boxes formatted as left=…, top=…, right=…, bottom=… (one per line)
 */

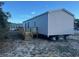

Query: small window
left=34, top=22, right=36, bottom=27
left=25, top=23, right=27, bottom=28
left=28, top=22, right=29, bottom=28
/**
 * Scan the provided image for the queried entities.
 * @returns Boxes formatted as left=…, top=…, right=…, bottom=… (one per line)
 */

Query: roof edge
left=23, top=11, right=48, bottom=23
left=48, top=8, right=74, bottom=17
left=23, top=8, right=74, bottom=23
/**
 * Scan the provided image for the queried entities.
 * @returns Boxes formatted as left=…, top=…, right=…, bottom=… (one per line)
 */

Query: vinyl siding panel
left=24, top=13, right=48, bottom=35
left=48, top=10, right=74, bottom=36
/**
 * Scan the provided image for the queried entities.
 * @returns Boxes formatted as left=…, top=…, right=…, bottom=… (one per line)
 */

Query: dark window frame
left=28, top=22, right=29, bottom=28
left=34, top=22, right=36, bottom=27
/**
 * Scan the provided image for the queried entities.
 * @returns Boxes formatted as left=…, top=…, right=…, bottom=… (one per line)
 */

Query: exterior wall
left=48, top=10, right=74, bottom=36
left=24, top=13, right=48, bottom=35
left=23, top=22, right=25, bottom=31
left=23, top=21, right=29, bottom=31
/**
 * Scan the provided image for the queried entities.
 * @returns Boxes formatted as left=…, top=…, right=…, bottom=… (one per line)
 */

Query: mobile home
left=23, top=9, right=74, bottom=40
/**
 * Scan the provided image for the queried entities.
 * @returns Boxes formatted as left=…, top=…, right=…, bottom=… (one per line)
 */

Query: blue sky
left=3, top=1, right=79, bottom=23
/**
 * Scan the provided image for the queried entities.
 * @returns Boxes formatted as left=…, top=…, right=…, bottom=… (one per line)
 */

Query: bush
left=16, top=27, right=25, bottom=40
left=0, top=27, right=8, bottom=39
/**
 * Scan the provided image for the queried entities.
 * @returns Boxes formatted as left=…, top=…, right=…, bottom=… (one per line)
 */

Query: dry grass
left=0, top=31, right=79, bottom=57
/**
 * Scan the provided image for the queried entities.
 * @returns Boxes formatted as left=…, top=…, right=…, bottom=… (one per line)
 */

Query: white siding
left=23, top=22, right=28, bottom=31
left=24, top=13, right=48, bottom=35
left=48, top=10, right=74, bottom=36
left=23, top=9, right=74, bottom=37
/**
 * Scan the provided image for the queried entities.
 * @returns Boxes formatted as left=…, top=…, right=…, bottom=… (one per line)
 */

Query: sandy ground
left=0, top=31, right=79, bottom=57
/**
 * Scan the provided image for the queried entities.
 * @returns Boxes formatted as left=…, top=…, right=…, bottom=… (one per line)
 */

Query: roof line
left=23, top=8, right=74, bottom=23
left=23, top=11, right=48, bottom=23
left=62, top=9, right=74, bottom=17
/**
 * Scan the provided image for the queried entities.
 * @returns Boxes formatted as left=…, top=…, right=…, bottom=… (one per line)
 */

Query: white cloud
left=31, top=12, right=36, bottom=15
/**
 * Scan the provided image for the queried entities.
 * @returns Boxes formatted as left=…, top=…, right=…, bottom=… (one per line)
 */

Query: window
left=34, top=22, right=36, bottom=27
left=28, top=22, right=29, bottom=28
left=25, top=23, right=27, bottom=28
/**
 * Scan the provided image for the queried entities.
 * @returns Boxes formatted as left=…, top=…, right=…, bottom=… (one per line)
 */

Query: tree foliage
left=74, top=19, right=79, bottom=30
left=0, top=2, right=11, bottom=39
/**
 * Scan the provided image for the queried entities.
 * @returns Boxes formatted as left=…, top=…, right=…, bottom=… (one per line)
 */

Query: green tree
left=0, top=2, right=11, bottom=39
left=74, top=19, right=79, bottom=30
